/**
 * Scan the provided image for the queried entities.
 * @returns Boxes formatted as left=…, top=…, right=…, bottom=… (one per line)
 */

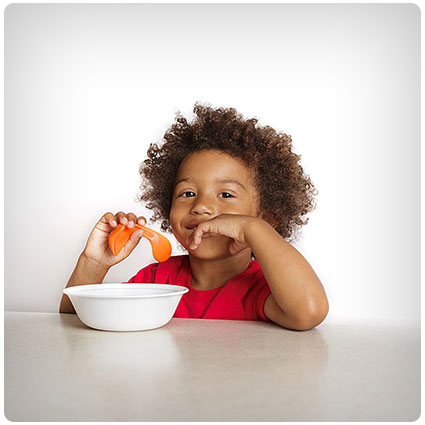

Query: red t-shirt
left=126, top=255, right=272, bottom=322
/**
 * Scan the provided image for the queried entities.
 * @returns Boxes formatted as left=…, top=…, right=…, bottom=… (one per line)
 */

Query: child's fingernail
left=112, top=220, right=117, bottom=226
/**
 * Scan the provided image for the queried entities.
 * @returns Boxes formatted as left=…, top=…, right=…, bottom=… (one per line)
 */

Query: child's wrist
left=79, top=252, right=110, bottom=274
left=243, top=218, right=272, bottom=245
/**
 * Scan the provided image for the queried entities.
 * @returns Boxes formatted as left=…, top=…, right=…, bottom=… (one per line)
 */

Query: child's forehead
left=175, top=150, right=257, bottom=186
left=178, top=149, right=250, bottom=172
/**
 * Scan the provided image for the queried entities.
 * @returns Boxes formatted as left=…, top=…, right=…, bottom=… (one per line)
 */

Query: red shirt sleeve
left=242, top=272, right=272, bottom=322
left=255, top=282, right=272, bottom=321
left=125, top=262, right=159, bottom=283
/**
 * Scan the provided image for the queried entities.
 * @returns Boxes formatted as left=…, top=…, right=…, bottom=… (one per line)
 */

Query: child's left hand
left=186, top=214, right=261, bottom=255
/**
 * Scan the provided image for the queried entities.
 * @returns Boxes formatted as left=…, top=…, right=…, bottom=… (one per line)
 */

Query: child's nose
left=190, top=195, right=215, bottom=215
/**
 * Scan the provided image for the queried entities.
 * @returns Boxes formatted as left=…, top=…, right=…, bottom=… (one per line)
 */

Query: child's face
left=170, top=149, right=260, bottom=260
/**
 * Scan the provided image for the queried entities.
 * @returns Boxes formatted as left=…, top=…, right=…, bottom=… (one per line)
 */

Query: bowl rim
left=63, top=283, right=189, bottom=299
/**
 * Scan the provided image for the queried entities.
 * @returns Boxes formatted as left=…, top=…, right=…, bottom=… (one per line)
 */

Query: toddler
left=60, top=103, right=329, bottom=330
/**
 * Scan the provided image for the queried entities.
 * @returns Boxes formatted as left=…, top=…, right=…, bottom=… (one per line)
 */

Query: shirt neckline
left=183, top=255, right=259, bottom=292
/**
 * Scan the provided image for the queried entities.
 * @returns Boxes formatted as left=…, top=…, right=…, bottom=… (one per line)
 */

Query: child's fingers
left=130, top=229, right=145, bottom=242
left=187, top=219, right=226, bottom=249
left=194, top=222, right=217, bottom=240
left=101, top=212, right=147, bottom=232
left=126, top=213, right=138, bottom=228
left=188, top=224, right=210, bottom=249
left=114, top=211, right=128, bottom=226
left=114, top=212, right=142, bottom=229
left=137, top=216, right=147, bottom=226
left=102, top=212, right=120, bottom=227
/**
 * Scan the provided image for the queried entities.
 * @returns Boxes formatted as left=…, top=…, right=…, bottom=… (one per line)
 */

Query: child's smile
left=170, top=149, right=260, bottom=260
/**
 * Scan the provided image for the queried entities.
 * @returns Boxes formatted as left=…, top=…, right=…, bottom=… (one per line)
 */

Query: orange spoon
left=108, top=223, right=172, bottom=262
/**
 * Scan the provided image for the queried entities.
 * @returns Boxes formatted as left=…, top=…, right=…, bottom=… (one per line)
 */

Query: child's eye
left=219, top=192, right=234, bottom=199
left=180, top=191, right=196, bottom=198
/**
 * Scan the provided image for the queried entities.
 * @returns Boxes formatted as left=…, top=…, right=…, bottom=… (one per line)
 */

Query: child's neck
left=188, top=249, right=252, bottom=290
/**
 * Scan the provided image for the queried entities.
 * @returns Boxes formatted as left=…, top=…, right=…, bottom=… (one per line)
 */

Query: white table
left=4, top=311, right=420, bottom=421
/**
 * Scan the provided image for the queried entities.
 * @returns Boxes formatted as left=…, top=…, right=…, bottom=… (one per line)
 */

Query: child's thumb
left=130, top=229, right=144, bottom=243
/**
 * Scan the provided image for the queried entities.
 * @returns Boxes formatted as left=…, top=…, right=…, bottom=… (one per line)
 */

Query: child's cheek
left=169, top=216, right=177, bottom=235
left=169, top=210, right=183, bottom=241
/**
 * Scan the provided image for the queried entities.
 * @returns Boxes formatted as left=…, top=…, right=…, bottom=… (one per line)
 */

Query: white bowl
left=63, top=283, right=189, bottom=332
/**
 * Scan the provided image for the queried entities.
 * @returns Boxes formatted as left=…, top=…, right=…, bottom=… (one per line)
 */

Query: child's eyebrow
left=174, top=177, right=247, bottom=192
left=216, top=179, right=247, bottom=192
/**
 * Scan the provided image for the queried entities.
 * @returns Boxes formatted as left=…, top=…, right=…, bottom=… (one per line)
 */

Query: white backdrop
left=4, top=2, right=420, bottom=325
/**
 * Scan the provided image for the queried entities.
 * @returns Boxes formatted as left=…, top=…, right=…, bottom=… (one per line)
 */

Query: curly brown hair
left=137, top=102, right=318, bottom=242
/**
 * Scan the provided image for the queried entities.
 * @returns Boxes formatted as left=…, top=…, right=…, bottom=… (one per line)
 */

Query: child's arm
left=245, top=219, right=329, bottom=330
left=59, top=254, right=110, bottom=314
left=59, top=212, right=146, bottom=314
left=187, top=215, right=329, bottom=331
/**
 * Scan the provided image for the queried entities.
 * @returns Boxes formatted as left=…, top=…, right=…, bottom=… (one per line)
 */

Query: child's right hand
left=82, top=212, right=147, bottom=268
